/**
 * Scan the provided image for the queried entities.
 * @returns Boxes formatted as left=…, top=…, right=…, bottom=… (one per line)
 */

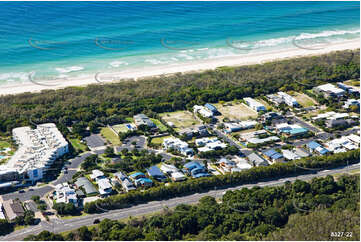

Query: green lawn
left=150, top=119, right=168, bottom=132
left=0, top=140, right=11, bottom=149
left=69, top=138, right=88, bottom=152
left=151, top=135, right=171, bottom=145
left=125, top=117, right=134, bottom=122
left=100, top=127, right=121, bottom=145
left=344, top=80, right=360, bottom=87
left=112, top=124, right=129, bottom=134
left=292, top=92, right=317, bottom=107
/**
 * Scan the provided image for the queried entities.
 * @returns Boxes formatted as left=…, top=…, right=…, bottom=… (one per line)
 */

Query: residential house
left=196, top=137, right=227, bottom=152
left=129, top=172, right=153, bottom=188
left=263, top=149, right=284, bottom=163
left=178, top=125, right=209, bottom=138
left=133, top=114, right=156, bottom=128
left=204, top=103, right=219, bottom=115
left=282, top=149, right=300, bottom=160
left=114, top=171, right=136, bottom=192
left=276, top=123, right=309, bottom=137
left=337, top=82, right=360, bottom=95
left=313, top=83, right=345, bottom=98
left=74, top=177, right=98, bottom=196
left=97, top=178, right=113, bottom=196
left=55, top=183, right=78, bottom=206
left=247, top=153, right=269, bottom=166
left=2, top=199, right=25, bottom=222
left=306, top=141, right=330, bottom=155
left=325, top=137, right=358, bottom=153
left=163, top=137, right=194, bottom=156
left=277, top=92, right=299, bottom=107
left=217, top=158, right=242, bottom=174
left=160, top=164, right=187, bottom=181
left=224, top=120, right=257, bottom=133
left=90, top=170, right=106, bottom=181
left=343, top=99, right=360, bottom=109
left=294, top=147, right=311, bottom=158
left=244, top=97, right=266, bottom=112
left=184, top=161, right=211, bottom=178
left=146, top=166, right=167, bottom=182
left=193, top=105, right=213, bottom=118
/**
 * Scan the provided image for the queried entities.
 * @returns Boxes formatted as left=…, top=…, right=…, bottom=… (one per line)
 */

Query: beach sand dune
left=0, top=39, right=359, bottom=96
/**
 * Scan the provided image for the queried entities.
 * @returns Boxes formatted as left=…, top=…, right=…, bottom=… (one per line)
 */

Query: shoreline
left=0, top=39, right=359, bottom=96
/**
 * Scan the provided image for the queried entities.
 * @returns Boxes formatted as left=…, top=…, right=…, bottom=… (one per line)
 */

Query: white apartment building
left=244, top=97, right=266, bottom=112
left=0, top=123, right=69, bottom=183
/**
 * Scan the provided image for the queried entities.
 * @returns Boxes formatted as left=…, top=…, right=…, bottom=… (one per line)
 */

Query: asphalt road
left=1, top=185, right=54, bottom=203
left=2, top=163, right=358, bottom=241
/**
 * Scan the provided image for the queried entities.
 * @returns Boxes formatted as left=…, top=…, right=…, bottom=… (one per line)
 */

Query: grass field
left=69, top=138, right=88, bottom=152
left=0, top=140, right=11, bottom=149
left=150, top=118, right=168, bottom=132
left=100, top=127, right=121, bottom=145
left=112, top=124, right=129, bottom=134
left=151, top=135, right=171, bottom=145
left=344, top=80, right=360, bottom=87
left=159, top=111, right=199, bottom=129
left=214, top=102, right=258, bottom=121
left=292, top=92, right=318, bottom=107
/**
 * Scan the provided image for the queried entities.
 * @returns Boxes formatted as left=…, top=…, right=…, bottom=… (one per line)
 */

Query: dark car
left=93, top=219, right=100, bottom=224
left=18, top=190, right=25, bottom=193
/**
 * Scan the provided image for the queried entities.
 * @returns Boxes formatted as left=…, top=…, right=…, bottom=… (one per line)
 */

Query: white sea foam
left=253, top=29, right=360, bottom=48
left=0, top=72, right=30, bottom=82
left=55, top=66, right=84, bottom=73
left=109, top=61, right=129, bottom=67
left=145, top=59, right=170, bottom=65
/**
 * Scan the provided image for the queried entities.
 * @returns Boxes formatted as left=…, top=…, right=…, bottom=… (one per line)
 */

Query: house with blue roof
left=134, top=177, right=153, bottom=188
left=146, top=166, right=167, bottom=182
left=204, top=103, right=218, bottom=114
left=129, top=172, right=146, bottom=181
left=276, top=123, right=309, bottom=137
left=306, top=141, right=330, bottom=155
left=263, top=149, right=284, bottom=163
left=184, top=161, right=210, bottom=178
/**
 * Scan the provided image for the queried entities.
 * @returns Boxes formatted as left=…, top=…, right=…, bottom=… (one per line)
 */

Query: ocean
left=0, top=1, right=359, bottom=85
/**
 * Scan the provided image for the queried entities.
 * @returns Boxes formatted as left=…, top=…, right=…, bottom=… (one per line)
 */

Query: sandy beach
left=0, top=39, right=359, bottom=96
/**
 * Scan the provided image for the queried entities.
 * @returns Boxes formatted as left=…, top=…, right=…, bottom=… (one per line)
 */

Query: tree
left=23, top=210, right=36, bottom=225
left=104, top=146, right=115, bottom=157
left=0, top=219, right=13, bottom=236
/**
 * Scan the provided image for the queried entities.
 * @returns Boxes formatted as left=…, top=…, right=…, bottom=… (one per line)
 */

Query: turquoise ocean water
left=0, top=1, right=359, bottom=85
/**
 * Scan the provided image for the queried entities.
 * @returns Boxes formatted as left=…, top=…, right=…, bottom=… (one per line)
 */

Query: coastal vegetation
left=23, top=174, right=360, bottom=241
left=0, top=50, right=359, bottom=136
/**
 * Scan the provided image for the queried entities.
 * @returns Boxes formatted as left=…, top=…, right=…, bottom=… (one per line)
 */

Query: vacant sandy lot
left=160, top=111, right=199, bottom=129
left=214, top=102, right=258, bottom=121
